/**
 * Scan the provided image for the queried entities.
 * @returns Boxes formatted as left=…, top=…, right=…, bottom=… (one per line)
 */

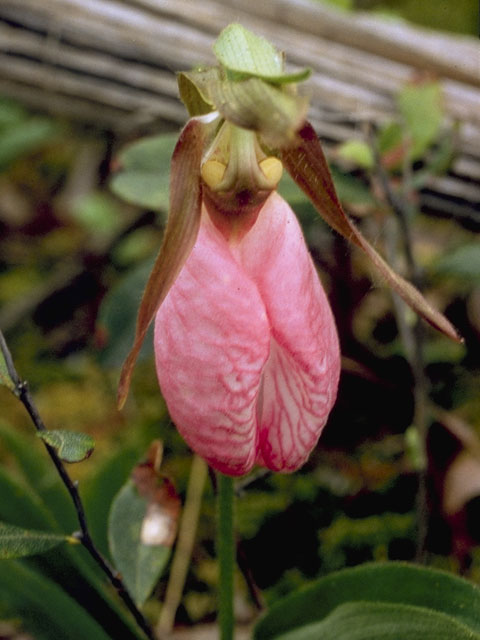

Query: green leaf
left=378, top=121, right=404, bottom=155
left=0, top=421, right=82, bottom=531
left=278, top=167, right=375, bottom=213
left=111, top=171, right=170, bottom=210
left=0, top=421, right=48, bottom=485
left=0, top=98, right=27, bottom=130
left=71, top=191, right=122, bottom=237
left=108, top=481, right=171, bottom=607
left=213, top=24, right=309, bottom=84
left=96, top=258, right=155, bottom=368
left=110, top=132, right=177, bottom=209
left=0, top=465, right=56, bottom=531
left=397, top=82, right=443, bottom=159
left=37, top=430, right=95, bottom=463
left=432, top=243, right=480, bottom=281
left=0, top=559, right=112, bottom=640
left=337, top=140, right=374, bottom=169
left=0, top=349, right=15, bottom=391
left=272, top=601, right=480, bottom=640
left=0, top=521, right=68, bottom=559
left=0, top=117, right=58, bottom=171
left=117, top=132, right=178, bottom=173
left=254, top=562, right=480, bottom=640
left=0, top=430, right=145, bottom=639
left=413, top=132, right=455, bottom=187
left=83, top=444, right=146, bottom=557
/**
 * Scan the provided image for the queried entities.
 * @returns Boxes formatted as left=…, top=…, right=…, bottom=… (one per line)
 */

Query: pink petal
left=154, top=206, right=270, bottom=476
left=155, top=193, right=340, bottom=476
left=236, top=193, right=340, bottom=472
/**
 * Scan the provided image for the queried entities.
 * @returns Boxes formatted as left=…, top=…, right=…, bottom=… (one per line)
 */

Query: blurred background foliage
left=321, top=0, right=477, bottom=35
left=0, top=0, right=479, bottom=637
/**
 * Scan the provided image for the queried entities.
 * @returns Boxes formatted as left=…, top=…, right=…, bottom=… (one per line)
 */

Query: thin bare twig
left=368, top=131, right=430, bottom=561
left=0, top=329, right=157, bottom=640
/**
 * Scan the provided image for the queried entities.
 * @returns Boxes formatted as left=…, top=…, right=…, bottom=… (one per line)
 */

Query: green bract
left=213, top=23, right=310, bottom=84
left=177, top=24, right=310, bottom=147
left=214, top=23, right=283, bottom=77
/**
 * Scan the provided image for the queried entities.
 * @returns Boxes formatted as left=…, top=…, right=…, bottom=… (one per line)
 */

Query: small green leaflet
left=0, top=350, right=15, bottom=392
left=0, top=521, right=68, bottom=559
left=37, top=430, right=95, bottom=463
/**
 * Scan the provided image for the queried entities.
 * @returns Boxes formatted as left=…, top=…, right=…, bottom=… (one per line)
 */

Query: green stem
left=217, top=473, right=235, bottom=640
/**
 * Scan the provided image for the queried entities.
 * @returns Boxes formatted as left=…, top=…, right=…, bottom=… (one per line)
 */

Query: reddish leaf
left=117, top=116, right=213, bottom=408
left=280, top=121, right=462, bottom=343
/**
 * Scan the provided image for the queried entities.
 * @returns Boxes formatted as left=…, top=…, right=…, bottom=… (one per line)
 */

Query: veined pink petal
left=236, top=192, right=340, bottom=471
left=154, top=206, right=270, bottom=476
left=155, top=193, right=340, bottom=475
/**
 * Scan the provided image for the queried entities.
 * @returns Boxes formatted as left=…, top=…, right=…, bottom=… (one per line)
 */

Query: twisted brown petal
left=281, top=121, right=462, bottom=343
left=117, top=116, right=213, bottom=408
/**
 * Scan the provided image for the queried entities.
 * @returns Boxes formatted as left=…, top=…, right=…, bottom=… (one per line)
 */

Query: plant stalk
left=217, top=473, right=235, bottom=640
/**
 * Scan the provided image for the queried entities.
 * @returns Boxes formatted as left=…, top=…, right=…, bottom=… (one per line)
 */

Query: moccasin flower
left=154, top=186, right=340, bottom=475
left=117, top=25, right=460, bottom=477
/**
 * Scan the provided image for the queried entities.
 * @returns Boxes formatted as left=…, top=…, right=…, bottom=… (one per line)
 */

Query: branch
left=0, top=329, right=157, bottom=640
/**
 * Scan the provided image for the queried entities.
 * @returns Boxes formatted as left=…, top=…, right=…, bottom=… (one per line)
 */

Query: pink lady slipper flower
left=153, top=123, right=341, bottom=475
left=117, top=25, right=460, bottom=476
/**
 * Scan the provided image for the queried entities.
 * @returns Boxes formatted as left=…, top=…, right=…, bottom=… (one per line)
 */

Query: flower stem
left=217, top=473, right=235, bottom=640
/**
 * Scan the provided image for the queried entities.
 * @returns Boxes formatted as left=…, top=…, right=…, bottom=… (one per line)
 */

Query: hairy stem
left=0, top=329, right=156, bottom=640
